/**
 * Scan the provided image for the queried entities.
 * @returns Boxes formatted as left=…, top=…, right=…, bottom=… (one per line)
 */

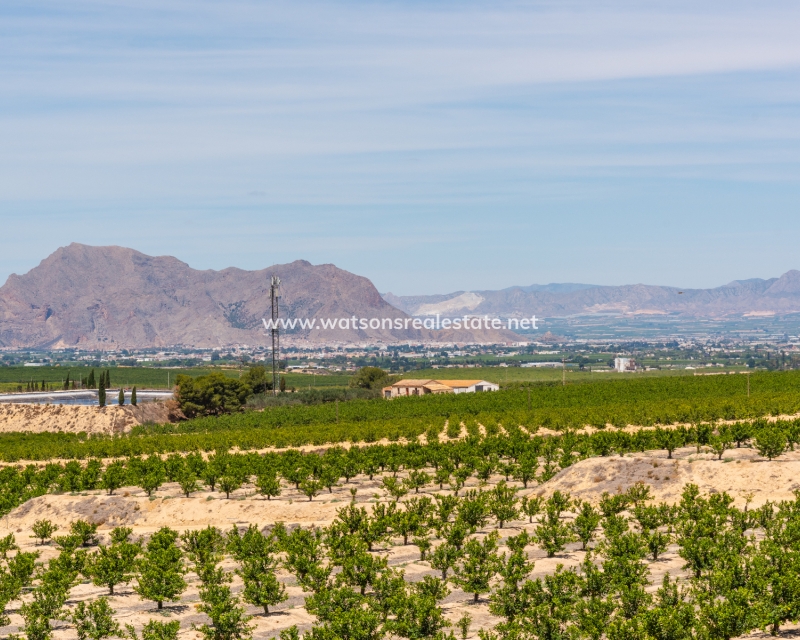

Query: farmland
left=2, top=370, right=800, bottom=639
left=3, top=419, right=800, bottom=639
left=0, top=365, right=351, bottom=393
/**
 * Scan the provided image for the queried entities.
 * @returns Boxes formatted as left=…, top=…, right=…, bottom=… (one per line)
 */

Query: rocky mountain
left=0, top=244, right=516, bottom=349
left=383, top=272, right=800, bottom=319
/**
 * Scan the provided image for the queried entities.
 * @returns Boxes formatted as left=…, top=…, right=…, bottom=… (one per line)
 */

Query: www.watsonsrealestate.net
left=262, top=315, right=539, bottom=331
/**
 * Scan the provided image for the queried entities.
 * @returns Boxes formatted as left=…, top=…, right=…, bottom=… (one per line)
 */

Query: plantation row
left=4, top=481, right=800, bottom=639
left=2, top=418, right=797, bottom=518
left=156, top=370, right=800, bottom=435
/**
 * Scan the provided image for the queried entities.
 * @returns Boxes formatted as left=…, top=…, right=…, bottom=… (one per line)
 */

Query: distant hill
left=0, top=244, right=517, bottom=349
left=383, top=272, right=800, bottom=319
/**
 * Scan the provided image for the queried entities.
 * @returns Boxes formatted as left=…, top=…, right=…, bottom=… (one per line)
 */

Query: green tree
left=218, top=471, right=244, bottom=499
left=134, top=528, right=187, bottom=610
left=102, top=461, right=127, bottom=496
left=573, top=501, right=602, bottom=550
left=521, top=495, right=544, bottom=524
left=349, top=366, right=394, bottom=390
left=452, top=530, right=501, bottom=603
left=99, top=376, right=107, bottom=408
left=243, top=366, right=271, bottom=394
left=429, top=541, right=461, bottom=580
left=535, top=492, right=575, bottom=557
left=227, top=525, right=287, bottom=615
left=88, top=536, right=140, bottom=595
left=175, top=373, right=252, bottom=418
left=124, top=620, right=180, bottom=640
left=71, top=520, right=99, bottom=547
left=488, top=481, right=519, bottom=529
left=131, top=387, right=137, bottom=406
left=70, top=597, right=122, bottom=640
left=31, top=520, right=58, bottom=546
left=195, top=563, right=254, bottom=640
left=256, top=471, right=281, bottom=500
left=177, top=469, right=198, bottom=498
left=754, top=427, right=788, bottom=461
left=118, top=389, right=125, bottom=406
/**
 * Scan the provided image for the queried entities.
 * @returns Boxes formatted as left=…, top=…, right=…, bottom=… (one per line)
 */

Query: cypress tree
left=106, top=370, right=111, bottom=388
left=98, top=378, right=106, bottom=408
left=118, top=388, right=125, bottom=406
left=88, top=369, right=96, bottom=389
left=131, top=387, right=137, bottom=406
left=64, top=372, right=70, bottom=391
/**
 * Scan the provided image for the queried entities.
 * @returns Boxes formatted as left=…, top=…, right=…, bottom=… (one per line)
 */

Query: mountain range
left=3, top=244, right=800, bottom=350
left=0, top=244, right=516, bottom=349
left=383, top=272, right=800, bottom=319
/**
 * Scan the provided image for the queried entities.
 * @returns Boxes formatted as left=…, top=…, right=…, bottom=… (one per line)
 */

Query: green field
left=404, top=366, right=712, bottom=384
left=0, top=365, right=351, bottom=391
left=0, top=369, right=797, bottom=461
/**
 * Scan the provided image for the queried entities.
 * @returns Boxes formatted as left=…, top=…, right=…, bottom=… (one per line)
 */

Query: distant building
left=383, top=379, right=500, bottom=399
left=614, top=357, right=636, bottom=372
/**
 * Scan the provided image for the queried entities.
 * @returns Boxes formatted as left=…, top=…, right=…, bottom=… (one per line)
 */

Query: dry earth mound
left=0, top=402, right=172, bottom=435
left=541, top=445, right=800, bottom=507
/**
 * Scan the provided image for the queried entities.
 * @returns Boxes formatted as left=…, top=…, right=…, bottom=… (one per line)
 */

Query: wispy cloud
left=1, top=1, right=799, bottom=293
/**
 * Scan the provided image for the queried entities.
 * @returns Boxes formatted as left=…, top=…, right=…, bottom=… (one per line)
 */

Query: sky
left=1, top=0, right=799, bottom=296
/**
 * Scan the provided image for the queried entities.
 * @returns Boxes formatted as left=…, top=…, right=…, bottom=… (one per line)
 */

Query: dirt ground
left=0, top=402, right=172, bottom=435
left=4, top=444, right=800, bottom=639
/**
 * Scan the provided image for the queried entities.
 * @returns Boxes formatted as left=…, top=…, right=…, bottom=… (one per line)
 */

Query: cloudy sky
left=1, top=0, right=799, bottom=295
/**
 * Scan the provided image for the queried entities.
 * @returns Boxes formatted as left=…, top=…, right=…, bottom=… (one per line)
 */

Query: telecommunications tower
left=269, top=275, right=281, bottom=395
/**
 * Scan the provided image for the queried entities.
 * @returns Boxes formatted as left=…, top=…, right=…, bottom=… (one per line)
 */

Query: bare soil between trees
left=4, top=445, right=800, bottom=639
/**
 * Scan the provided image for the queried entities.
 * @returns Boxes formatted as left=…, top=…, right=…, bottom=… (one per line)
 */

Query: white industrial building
left=614, top=357, right=636, bottom=372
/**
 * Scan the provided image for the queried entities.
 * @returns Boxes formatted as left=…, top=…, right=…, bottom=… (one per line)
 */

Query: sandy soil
left=0, top=402, right=172, bottom=435
left=4, top=445, right=800, bottom=639
left=541, top=445, right=800, bottom=508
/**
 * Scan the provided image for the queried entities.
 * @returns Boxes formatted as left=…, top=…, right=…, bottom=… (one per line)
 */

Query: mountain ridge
left=383, top=270, right=800, bottom=318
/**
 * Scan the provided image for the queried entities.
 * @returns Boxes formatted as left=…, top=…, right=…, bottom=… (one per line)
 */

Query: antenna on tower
left=269, top=275, right=281, bottom=396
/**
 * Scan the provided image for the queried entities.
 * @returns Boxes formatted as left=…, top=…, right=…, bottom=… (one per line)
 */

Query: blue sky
left=1, top=0, right=799, bottom=295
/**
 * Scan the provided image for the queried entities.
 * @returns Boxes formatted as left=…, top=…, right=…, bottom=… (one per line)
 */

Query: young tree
left=31, top=519, right=58, bottom=546
left=406, top=470, right=432, bottom=494
left=218, top=473, right=243, bottom=499
left=134, top=528, right=187, bottom=610
left=227, top=525, right=287, bottom=615
left=521, top=495, right=544, bottom=524
left=195, top=562, right=254, bottom=640
left=488, top=481, right=519, bottom=529
left=71, top=520, right=99, bottom=547
left=131, top=387, right=138, bottom=407
left=573, top=501, right=602, bottom=550
left=87, top=534, right=141, bottom=595
left=299, top=477, right=323, bottom=502
left=0, top=544, right=38, bottom=627
left=177, top=469, right=198, bottom=498
left=118, top=389, right=125, bottom=406
left=534, top=493, right=575, bottom=557
left=429, top=541, right=461, bottom=581
left=124, top=620, right=180, bottom=640
left=70, top=597, right=122, bottom=640
left=182, top=526, right=226, bottom=582
left=382, top=476, right=409, bottom=502
left=99, top=376, right=107, bottom=408
left=754, top=427, right=788, bottom=461
left=452, top=530, right=501, bottom=603
left=256, top=471, right=281, bottom=500
left=139, top=465, right=165, bottom=497
left=102, top=461, right=127, bottom=496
